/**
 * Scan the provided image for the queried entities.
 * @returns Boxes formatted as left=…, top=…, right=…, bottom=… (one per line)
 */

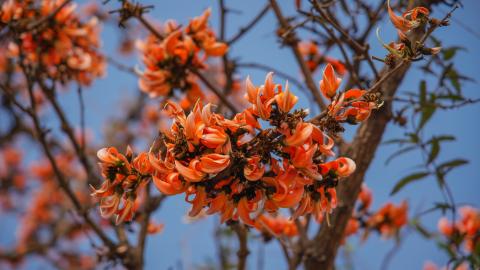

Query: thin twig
left=39, top=80, right=100, bottom=185
left=269, top=0, right=326, bottom=111
left=77, top=84, right=86, bottom=152
left=16, top=63, right=116, bottom=250
left=191, top=69, right=238, bottom=114
left=227, top=4, right=270, bottom=45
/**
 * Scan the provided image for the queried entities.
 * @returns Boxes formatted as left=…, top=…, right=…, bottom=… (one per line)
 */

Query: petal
left=285, top=123, right=313, bottom=146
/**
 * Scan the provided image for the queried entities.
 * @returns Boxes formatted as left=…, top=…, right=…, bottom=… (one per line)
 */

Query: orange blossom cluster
left=438, top=206, right=480, bottom=254
left=92, top=63, right=381, bottom=227
left=0, top=0, right=105, bottom=86
left=137, top=9, right=228, bottom=102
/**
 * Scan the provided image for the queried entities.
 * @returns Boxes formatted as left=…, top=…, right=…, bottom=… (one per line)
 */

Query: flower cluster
left=380, top=1, right=440, bottom=64
left=90, top=147, right=151, bottom=224
left=137, top=9, right=228, bottom=100
left=254, top=214, right=299, bottom=238
left=438, top=206, right=480, bottom=254
left=93, top=67, right=380, bottom=226
left=0, top=0, right=105, bottom=86
left=299, top=40, right=346, bottom=76
left=343, top=185, right=408, bottom=242
left=364, top=200, right=408, bottom=238
left=320, top=63, right=380, bottom=125
left=387, top=0, right=429, bottom=34
left=0, top=146, right=25, bottom=210
left=423, top=261, right=468, bottom=270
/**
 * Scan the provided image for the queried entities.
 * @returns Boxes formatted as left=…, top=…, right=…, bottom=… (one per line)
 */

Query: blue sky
left=2, top=0, right=479, bottom=269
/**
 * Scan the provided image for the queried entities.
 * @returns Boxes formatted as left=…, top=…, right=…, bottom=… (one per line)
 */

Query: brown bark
left=304, top=60, right=411, bottom=269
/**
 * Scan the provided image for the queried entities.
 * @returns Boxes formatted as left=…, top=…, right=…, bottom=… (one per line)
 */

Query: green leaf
left=419, top=80, right=427, bottom=106
left=428, top=139, right=440, bottom=164
left=411, top=219, right=432, bottom=239
left=446, top=68, right=462, bottom=93
left=426, top=135, right=456, bottom=144
left=417, top=105, right=436, bottom=131
left=436, top=94, right=464, bottom=101
left=437, top=159, right=469, bottom=175
left=442, top=46, right=465, bottom=61
left=385, top=145, right=417, bottom=165
left=390, top=172, right=430, bottom=195
left=382, top=138, right=410, bottom=145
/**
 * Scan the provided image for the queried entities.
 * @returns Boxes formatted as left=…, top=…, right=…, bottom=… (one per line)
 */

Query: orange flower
left=291, top=144, right=317, bottom=169
left=185, top=104, right=205, bottom=146
left=257, top=214, right=299, bottom=237
left=387, top=0, right=429, bottom=32
left=199, top=153, right=230, bottom=174
left=175, top=159, right=206, bottom=182
left=335, top=157, right=356, bottom=177
left=319, top=63, right=341, bottom=99
left=344, top=88, right=366, bottom=101
left=204, top=41, right=228, bottom=56
left=99, top=193, right=121, bottom=218
left=404, top=6, right=430, bottom=21
left=284, top=122, right=313, bottom=147
left=187, top=8, right=211, bottom=33
left=367, top=201, right=408, bottom=238
left=342, top=218, right=360, bottom=244
left=358, top=184, right=372, bottom=211
left=237, top=197, right=257, bottom=226
left=132, top=152, right=153, bottom=175
left=201, top=126, right=230, bottom=152
left=116, top=198, right=136, bottom=225
left=186, top=186, right=207, bottom=217
left=97, top=147, right=128, bottom=166
left=244, top=74, right=276, bottom=120
left=153, top=172, right=185, bottom=195
left=139, top=70, right=171, bottom=98
left=312, top=126, right=335, bottom=156
left=275, top=81, right=298, bottom=113
left=244, top=156, right=265, bottom=181
left=147, top=222, right=165, bottom=234
left=437, top=217, right=454, bottom=236
left=206, top=192, right=228, bottom=215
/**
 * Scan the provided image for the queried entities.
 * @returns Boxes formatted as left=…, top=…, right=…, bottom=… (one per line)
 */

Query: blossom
left=199, top=153, right=230, bottom=174
left=91, top=147, right=150, bottom=223
left=153, top=172, right=185, bottom=195
left=1, top=0, right=105, bottom=86
left=256, top=214, right=299, bottom=237
left=175, top=159, right=206, bottom=182
left=319, top=63, right=342, bottom=99
left=244, top=156, right=265, bottom=181
left=299, top=40, right=346, bottom=75
left=275, top=81, right=298, bottom=113
left=136, top=9, right=228, bottom=102
left=366, top=201, right=408, bottom=238
left=387, top=0, right=429, bottom=32
left=94, top=71, right=380, bottom=227
left=284, top=122, right=313, bottom=147
left=437, top=206, right=480, bottom=253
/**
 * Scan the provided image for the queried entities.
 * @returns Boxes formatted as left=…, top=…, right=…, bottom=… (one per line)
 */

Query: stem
left=232, top=223, right=249, bottom=270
